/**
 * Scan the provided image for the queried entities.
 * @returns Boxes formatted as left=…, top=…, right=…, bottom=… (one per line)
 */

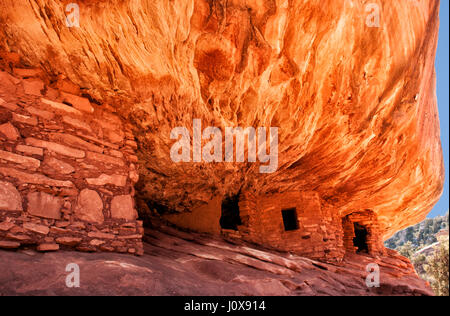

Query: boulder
left=0, top=122, right=20, bottom=140
left=27, top=191, right=63, bottom=219
left=111, top=195, right=137, bottom=221
left=0, top=241, right=20, bottom=249
left=37, top=243, right=59, bottom=252
left=23, top=222, right=49, bottom=235
left=0, top=181, right=23, bottom=211
left=74, top=189, right=104, bottom=223
left=22, top=79, right=44, bottom=96
left=44, top=156, right=75, bottom=175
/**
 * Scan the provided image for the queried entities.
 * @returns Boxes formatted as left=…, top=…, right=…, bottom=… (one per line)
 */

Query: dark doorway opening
left=220, top=194, right=241, bottom=230
left=281, top=208, right=299, bottom=231
left=139, top=199, right=173, bottom=228
left=353, top=223, right=369, bottom=253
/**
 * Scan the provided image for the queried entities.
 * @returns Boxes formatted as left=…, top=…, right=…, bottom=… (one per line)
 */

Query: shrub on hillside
left=425, top=241, right=449, bottom=296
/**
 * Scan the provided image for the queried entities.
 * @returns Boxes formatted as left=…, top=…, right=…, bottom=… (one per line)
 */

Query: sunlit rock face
left=0, top=0, right=444, bottom=239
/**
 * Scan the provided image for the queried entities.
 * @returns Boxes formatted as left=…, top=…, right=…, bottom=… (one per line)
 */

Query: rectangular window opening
left=281, top=208, right=299, bottom=231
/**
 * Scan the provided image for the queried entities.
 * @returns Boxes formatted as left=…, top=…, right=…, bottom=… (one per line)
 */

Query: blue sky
left=429, top=0, right=449, bottom=218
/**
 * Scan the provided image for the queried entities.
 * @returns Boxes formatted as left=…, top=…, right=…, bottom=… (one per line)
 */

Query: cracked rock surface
left=0, top=222, right=433, bottom=296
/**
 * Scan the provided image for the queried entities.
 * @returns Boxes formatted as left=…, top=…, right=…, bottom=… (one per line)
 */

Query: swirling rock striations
left=0, top=1, right=444, bottom=250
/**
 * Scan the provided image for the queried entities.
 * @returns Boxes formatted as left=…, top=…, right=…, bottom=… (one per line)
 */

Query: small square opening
left=281, top=208, right=298, bottom=231
left=353, top=222, right=369, bottom=253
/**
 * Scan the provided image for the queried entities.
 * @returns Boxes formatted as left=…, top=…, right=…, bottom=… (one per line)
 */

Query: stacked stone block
left=235, top=191, right=346, bottom=262
left=342, top=210, right=385, bottom=256
left=233, top=191, right=384, bottom=262
left=0, top=51, right=143, bottom=254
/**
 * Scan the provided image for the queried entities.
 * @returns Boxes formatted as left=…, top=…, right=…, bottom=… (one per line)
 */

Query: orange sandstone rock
left=0, top=0, right=444, bottom=250
left=0, top=122, right=20, bottom=141
left=74, top=189, right=104, bottom=224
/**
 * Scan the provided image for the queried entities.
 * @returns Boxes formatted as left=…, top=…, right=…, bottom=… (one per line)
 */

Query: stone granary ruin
left=165, top=191, right=386, bottom=262
left=0, top=60, right=143, bottom=254
left=0, top=0, right=444, bottom=265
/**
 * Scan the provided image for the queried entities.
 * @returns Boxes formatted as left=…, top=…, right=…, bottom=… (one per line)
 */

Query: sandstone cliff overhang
left=0, top=0, right=444, bottom=241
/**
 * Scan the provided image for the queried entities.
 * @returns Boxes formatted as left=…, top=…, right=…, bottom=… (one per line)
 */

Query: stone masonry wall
left=239, top=191, right=345, bottom=262
left=0, top=51, right=143, bottom=254
left=342, top=210, right=385, bottom=256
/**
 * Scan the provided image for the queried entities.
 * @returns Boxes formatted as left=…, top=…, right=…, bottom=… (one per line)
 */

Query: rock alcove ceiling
left=0, top=0, right=444, bottom=240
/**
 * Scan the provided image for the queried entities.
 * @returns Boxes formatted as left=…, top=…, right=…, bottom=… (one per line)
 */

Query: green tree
left=425, top=241, right=449, bottom=296
left=432, top=221, right=441, bottom=234
left=405, top=227, right=414, bottom=243
left=412, top=253, right=428, bottom=276
left=398, top=241, right=415, bottom=259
